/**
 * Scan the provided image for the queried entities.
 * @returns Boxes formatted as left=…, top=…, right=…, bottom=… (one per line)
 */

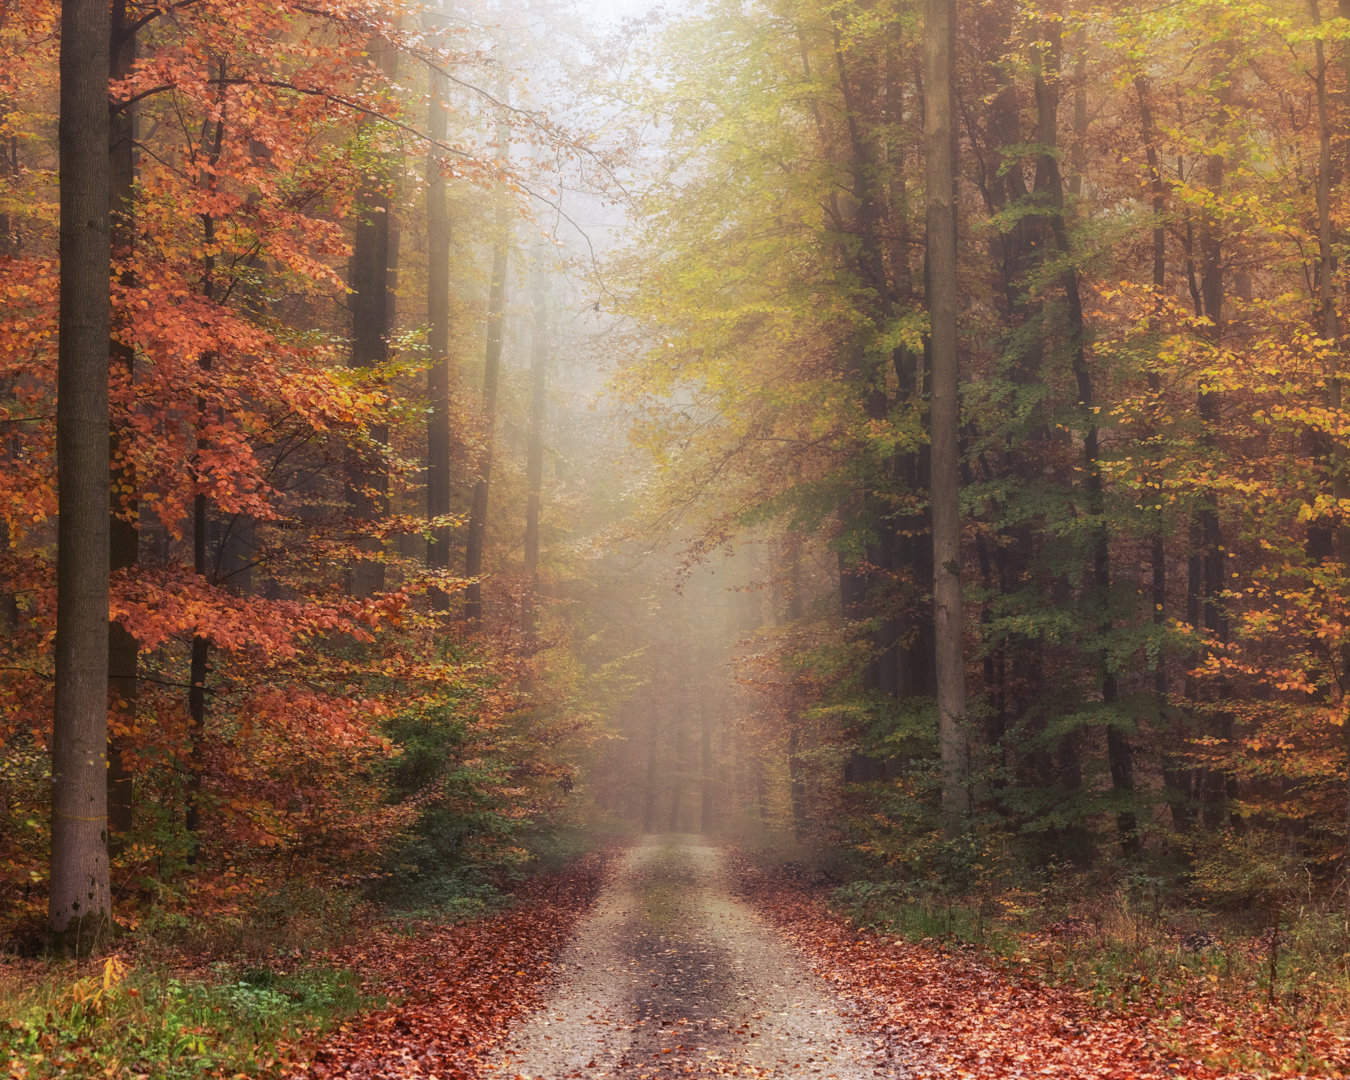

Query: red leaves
left=290, top=851, right=613, bottom=1080
left=733, top=859, right=1349, bottom=1080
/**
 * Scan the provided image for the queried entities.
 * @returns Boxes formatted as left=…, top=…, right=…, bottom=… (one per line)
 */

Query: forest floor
left=7, top=838, right=1349, bottom=1079
left=291, top=835, right=1350, bottom=1080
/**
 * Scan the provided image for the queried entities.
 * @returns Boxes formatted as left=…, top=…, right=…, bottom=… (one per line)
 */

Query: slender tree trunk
left=924, top=0, right=970, bottom=836
left=425, top=25, right=452, bottom=611
left=1195, top=43, right=1236, bottom=828
left=185, top=98, right=226, bottom=851
left=107, top=0, right=138, bottom=848
left=347, top=179, right=392, bottom=598
left=787, top=723, right=806, bottom=839
left=51, top=0, right=113, bottom=936
left=347, top=43, right=397, bottom=600
left=463, top=199, right=508, bottom=624
left=1309, top=0, right=1350, bottom=908
left=522, top=262, right=547, bottom=638
left=700, top=688, right=713, bottom=834
left=1033, top=22, right=1135, bottom=853
left=1140, top=76, right=1192, bottom=826
left=643, top=701, right=659, bottom=833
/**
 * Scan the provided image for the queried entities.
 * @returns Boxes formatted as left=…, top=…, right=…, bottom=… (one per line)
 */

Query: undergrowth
left=831, top=868, right=1350, bottom=1075
left=729, top=816, right=1350, bottom=1073
left=0, top=826, right=614, bottom=1079
left=0, top=956, right=372, bottom=1079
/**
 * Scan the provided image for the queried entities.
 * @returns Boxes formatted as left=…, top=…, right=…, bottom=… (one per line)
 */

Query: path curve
left=497, top=836, right=907, bottom=1080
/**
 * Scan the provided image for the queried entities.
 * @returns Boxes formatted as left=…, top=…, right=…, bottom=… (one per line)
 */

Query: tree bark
left=425, top=19, right=452, bottom=611
left=700, top=687, right=714, bottom=834
left=924, top=0, right=970, bottom=836
left=1033, top=18, right=1136, bottom=853
left=788, top=723, right=807, bottom=839
left=643, top=701, right=659, bottom=833
left=1138, top=76, right=1196, bottom=830
left=51, top=0, right=113, bottom=936
left=522, top=261, right=547, bottom=638
left=347, top=41, right=397, bottom=600
left=1194, top=42, right=1236, bottom=828
left=347, top=180, right=392, bottom=598
left=463, top=201, right=509, bottom=624
left=1309, top=0, right=1350, bottom=909
left=185, top=95, right=226, bottom=852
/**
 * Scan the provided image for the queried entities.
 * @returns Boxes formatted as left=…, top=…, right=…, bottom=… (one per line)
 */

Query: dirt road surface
left=496, top=837, right=907, bottom=1080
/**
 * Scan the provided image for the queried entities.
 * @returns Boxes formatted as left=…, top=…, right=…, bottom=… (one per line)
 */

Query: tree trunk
left=787, top=723, right=806, bottom=838
left=1195, top=42, right=1236, bottom=829
left=347, top=179, right=392, bottom=598
left=185, top=97, right=226, bottom=853
left=522, top=261, right=547, bottom=638
left=924, top=0, right=970, bottom=836
left=643, top=701, right=659, bottom=833
left=347, top=42, right=397, bottom=600
left=106, top=0, right=138, bottom=848
left=700, top=688, right=714, bottom=834
left=1141, top=78, right=1191, bottom=826
left=463, top=202, right=509, bottom=624
left=51, top=0, right=113, bottom=936
left=425, top=25, right=452, bottom=611
left=1309, top=0, right=1350, bottom=908
left=1033, top=18, right=1136, bottom=853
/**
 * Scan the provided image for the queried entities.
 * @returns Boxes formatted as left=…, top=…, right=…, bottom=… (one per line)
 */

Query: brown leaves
left=288, top=850, right=613, bottom=1080
left=732, top=858, right=1349, bottom=1080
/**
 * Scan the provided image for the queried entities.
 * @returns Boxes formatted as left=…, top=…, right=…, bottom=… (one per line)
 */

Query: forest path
left=496, top=836, right=905, bottom=1080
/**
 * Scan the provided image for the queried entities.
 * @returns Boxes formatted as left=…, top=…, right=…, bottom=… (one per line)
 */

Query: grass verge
left=0, top=956, right=374, bottom=1079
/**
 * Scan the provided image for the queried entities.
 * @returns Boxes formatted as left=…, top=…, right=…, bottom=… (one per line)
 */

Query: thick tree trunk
left=924, top=0, right=970, bottom=836
left=51, top=0, right=113, bottom=936
left=522, top=264, right=547, bottom=638
left=425, top=34, right=452, bottom=611
left=463, top=201, right=509, bottom=624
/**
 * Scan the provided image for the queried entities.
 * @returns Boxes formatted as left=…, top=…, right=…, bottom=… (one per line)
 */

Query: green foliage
left=1192, top=828, right=1309, bottom=910
left=0, top=961, right=373, bottom=1079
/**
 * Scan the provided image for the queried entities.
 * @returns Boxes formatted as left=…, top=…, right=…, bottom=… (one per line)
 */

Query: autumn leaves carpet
left=291, top=848, right=1348, bottom=1080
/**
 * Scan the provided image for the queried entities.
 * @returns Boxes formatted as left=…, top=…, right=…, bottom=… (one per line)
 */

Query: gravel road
left=496, top=836, right=905, bottom=1080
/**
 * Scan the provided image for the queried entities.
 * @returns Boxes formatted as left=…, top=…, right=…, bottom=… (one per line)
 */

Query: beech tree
left=50, top=0, right=112, bottom=934
left=923, top=0, right=969, bottom=837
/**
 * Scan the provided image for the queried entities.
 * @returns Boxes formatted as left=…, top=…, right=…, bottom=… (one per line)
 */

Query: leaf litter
left=288, top=849, right=613, bottom=1079
left=730, top=854, right=1350, bottom=1080
left=288, top=844, right=1349, bottom=1080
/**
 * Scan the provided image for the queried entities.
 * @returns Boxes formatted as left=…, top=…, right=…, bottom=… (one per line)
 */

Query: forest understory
left=4, top=834, right=1348, bottom=1080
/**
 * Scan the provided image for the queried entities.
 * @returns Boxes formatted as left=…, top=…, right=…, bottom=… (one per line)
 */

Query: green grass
left=0, top=959, right=376, bottom=1079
